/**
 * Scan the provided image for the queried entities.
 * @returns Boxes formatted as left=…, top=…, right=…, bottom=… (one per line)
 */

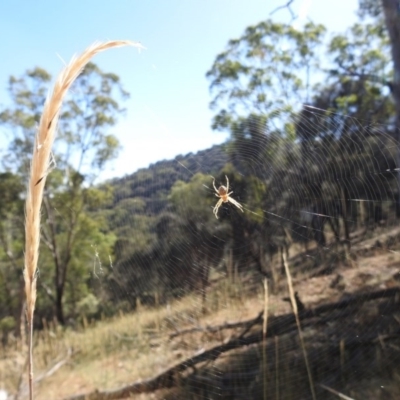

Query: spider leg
left=228, top=197, right=244, bottom=212
left=227, top=191, right=233, bottom=196
left=212, top=177, right=219, bottom=194
left=225, top=175, right=229, bottom=193
left=213, top=198, right=223, bottom=219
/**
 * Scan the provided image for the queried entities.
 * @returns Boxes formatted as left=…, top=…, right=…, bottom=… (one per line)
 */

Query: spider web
left=16, top=105, right=400, bottom=400
left=26, top=104, right=397, bottom=400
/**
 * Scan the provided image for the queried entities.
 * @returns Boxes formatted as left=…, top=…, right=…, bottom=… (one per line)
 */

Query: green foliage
left=243, top=175, right=267, bottom=224
left=207, top=20, right=326, bottom=132
left=76, top=294, right=100, bottom=318
left=110, top=145, right=229, bottom=214
left=0, top=316, right=15, bottom=335
left=0, top=172, right=24, bottom=323
left=59, top=62, right=127, bottom=177
left=113, top=211, right=155, bottom=261
left=358, top=0, right=383, bottom=21
left=1, top=62, right=126, bottom=181
left=322, top=21, right=393, bottom=123
left=170, top=173, right=216, bottom=221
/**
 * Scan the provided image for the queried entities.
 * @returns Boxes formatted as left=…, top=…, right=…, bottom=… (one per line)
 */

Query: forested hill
left=108, top=143, right=228, bottom=214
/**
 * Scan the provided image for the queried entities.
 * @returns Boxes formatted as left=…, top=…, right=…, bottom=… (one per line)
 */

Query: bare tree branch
left=270, top=0, right=296, bottom=19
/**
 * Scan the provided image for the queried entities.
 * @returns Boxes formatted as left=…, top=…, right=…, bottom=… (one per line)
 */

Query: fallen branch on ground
left=169, top=311, right=263, bottom=339
left=16, top=348, right=78, bottom=399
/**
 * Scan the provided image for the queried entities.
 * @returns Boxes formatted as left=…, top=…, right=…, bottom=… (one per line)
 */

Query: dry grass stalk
left=262, top=277, right=269, bottom=400
left=23, top=40, right=141, bottom=399
left=319, top=383, right=355, bottom=400
left=275, top=335, right=279, bottom=400
left=282, top=252, right=316, bottom=400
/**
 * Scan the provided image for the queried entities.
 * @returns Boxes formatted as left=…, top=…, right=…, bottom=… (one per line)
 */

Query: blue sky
left=0, top=0, right=359, bottom=180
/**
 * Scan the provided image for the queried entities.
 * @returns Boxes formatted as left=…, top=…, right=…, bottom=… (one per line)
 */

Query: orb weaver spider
left=212, top=175, right=244, bottom=219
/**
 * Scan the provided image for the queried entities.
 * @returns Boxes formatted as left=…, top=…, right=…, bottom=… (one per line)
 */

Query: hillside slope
left=109, top=144, right=229, bottom=215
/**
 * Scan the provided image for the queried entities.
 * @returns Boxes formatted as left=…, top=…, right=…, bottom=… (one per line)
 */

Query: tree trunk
left=359, top=200, right=365, bottom=231
left=382, top=0, right=400, bottom=196
left=55, top=284, right=65, bottom=325
left=201, top=257, right=210, bottom=314
left=340, top=186, right=351, bottom=251
left=311, top=214, right=326, bottom=247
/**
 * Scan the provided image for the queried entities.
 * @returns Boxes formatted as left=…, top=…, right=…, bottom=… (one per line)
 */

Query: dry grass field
left=2, top=225, right=400, bottom=399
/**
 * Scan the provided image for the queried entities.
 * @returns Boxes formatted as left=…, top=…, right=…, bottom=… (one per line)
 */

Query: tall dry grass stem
left=275, top=335, right=279, bottom=400
left=23, top=40, right=141, bottom=399
left=282, top=252, right=316, bottom=400
left=262, top=277, right=269, bottom=400
left=340, top=338, right=345, bottom=382
left=318, top=383, right=355, bottom=400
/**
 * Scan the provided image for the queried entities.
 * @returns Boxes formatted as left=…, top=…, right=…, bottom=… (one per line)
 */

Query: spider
left=212, top=175, right=244, bottom=219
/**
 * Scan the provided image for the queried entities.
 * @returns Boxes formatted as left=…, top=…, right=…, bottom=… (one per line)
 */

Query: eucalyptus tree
left=206, top=8, right=399, bottom=253
left=0, top=172, right=25, bottom=335
left=0, top=63, right=128, bottom=324
left=206, top=20, right=326, bottom=134
left=168, top=173, right=224, bottom=307
left=206, top=20, right=326, bottom=254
